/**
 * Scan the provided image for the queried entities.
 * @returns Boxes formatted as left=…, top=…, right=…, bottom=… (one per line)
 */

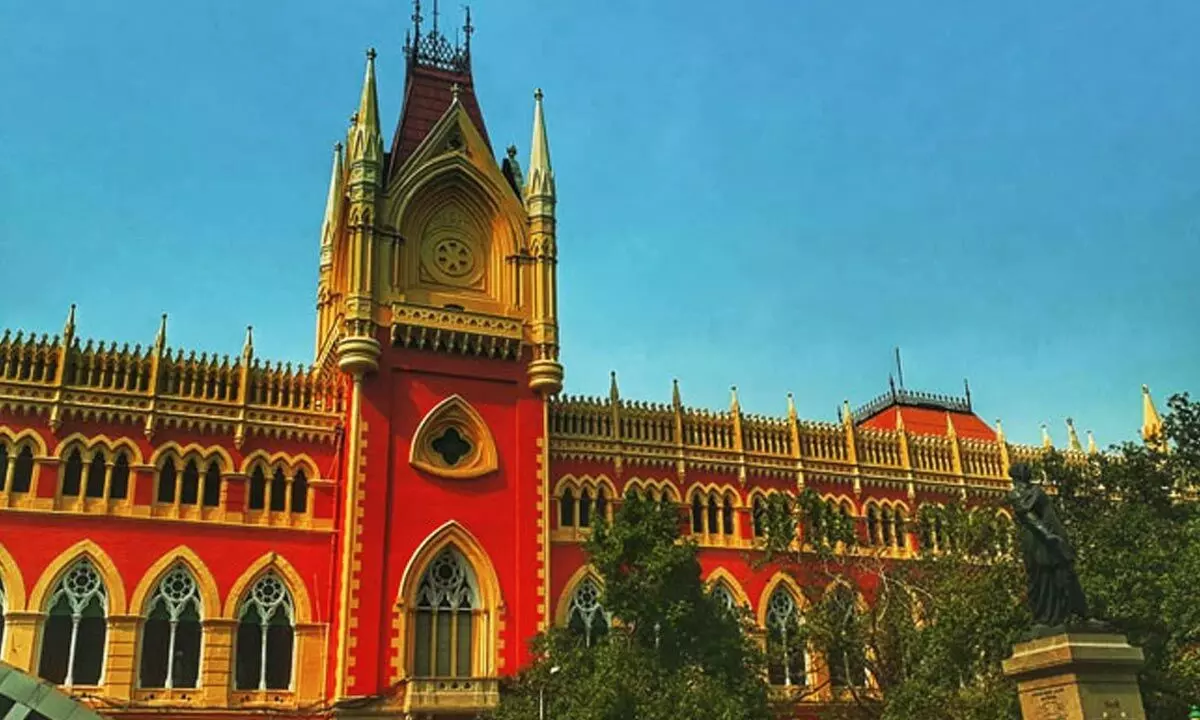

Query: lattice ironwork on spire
left=404, top=0, right=472, bottom=73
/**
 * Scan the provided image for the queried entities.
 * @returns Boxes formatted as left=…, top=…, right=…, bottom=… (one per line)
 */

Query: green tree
left=758, top=392, right=1200, bottom=720
left=492, top=495, right=771, bottom=720
left=1044, top=392, right=1200, bottom=717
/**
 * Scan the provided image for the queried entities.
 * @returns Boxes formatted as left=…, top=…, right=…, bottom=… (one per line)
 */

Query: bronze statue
left=1007, top=462, right=1089, bottom=632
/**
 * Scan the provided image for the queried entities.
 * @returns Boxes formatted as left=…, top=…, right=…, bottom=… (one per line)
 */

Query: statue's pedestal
left=1002, top=632, right=1146, bottom=720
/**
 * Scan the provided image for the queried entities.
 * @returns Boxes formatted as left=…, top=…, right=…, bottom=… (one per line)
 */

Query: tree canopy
left=491, top=495, right=771, bottom=720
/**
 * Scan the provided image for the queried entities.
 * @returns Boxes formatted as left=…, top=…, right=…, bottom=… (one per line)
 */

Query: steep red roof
left=388, top=63, right=491, bottom=179
left=859, top=406, right=996, bottom=441
left=852, top=385, right=996, bottom=440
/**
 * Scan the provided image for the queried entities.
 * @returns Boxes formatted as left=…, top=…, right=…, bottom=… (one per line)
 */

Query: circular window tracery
left=432, top=237, right=475, bottom=278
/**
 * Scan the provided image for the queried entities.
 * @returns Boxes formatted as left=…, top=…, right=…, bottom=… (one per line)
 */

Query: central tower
left=314, top=3, right=563, bottom=713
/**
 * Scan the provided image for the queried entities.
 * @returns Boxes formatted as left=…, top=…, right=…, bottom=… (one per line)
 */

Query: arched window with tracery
left=412, top=547, right=477, bottom=678
left=158, top=455, right=223, bottom=508
left=140, top=564, right=203, bottom=689
left=690, top=493, right=703, bottom=534
left=567, top=578, right=609, bottom=647
left=710, top=582, right=735, bottom=612
left=38, top=559, right=108, bottom=686
left=827, top=585, right=868, bottom=688
left=234, top=573, right=294, bottom=690
left=766, top=586, right=806, bottom=687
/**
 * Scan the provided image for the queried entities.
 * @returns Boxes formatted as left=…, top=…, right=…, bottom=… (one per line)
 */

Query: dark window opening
left=691, top=495, right=703, bottom=533
left=180, top=459, right=200, bottom=505
left=61, top=450, right=84, bottom=497
left=202, top=462, right=222, bottom=507
left=84, top=453, right=106, bottom=498
left=431, top=427, right=472, bottom=466
left=578, top=489, right=592, bottom=528
left=559, top=489, right=575, bottom=527
left=706, top=495, right=719, bottom=534
left=158, top=458, right=177, bottom=503
left=290, top=470, right=308, bottom=513
left=269, top=469, right=287, bottom=512
left=109, top=452, right=129, bottom=500
left=248, top=467, right=266, bottom=510
left=12, top=445, right=35, bottom=493
left=722, top=496, right=734, bottom=535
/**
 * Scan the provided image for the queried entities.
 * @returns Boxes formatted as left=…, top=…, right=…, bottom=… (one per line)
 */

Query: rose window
left=432, top=238, right=474, bottom=278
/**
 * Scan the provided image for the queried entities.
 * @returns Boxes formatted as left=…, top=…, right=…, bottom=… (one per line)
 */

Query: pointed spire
left=1065, top=418, right=1082, bottom=452
left=154, top=313, right=168, bottom=352
left=945, top=412, right=957, bottom=438
left=349, top=48, right=383, bottom=165
left=672, top=378, right=682, bottom=409
left=525, top=88, right=555, bottom=205
left=63, top=303, right=77, bottom=339
left=1142, top=384, right=1165, bottom=449
left=319, top=143, right=345, bottom=268
left=841, top=399, right=853, bottom=426
left=995, top=418, right=1005, bottom=442
left=243, top=326, right=255, bottom=357
left=1087, top=429, right=1098, bottom=455
left=1041, top=423, right=1053, bottom=449
left=609, top=371, right=619, bottom=403
left=730, top=386, right=741, bottom=414
left=895, top=411, right=906, bottom=431
left=786, top=392, right=797, bottom=421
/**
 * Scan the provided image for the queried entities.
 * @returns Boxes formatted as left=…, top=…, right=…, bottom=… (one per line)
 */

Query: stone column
left=3, top=611, right=42, bottom=671
left=103, top=615, right=139, bottom=700
left=202, top=618, right=237, bottom=705
left=1002, top=632, right=1146, bottom=720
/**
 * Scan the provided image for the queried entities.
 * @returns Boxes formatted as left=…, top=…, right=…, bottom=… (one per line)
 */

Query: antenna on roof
left=894, top=346, right=905, bottom=389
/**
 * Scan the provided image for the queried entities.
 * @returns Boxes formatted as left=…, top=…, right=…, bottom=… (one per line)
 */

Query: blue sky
left=1, top=0, right=1196, bottom=446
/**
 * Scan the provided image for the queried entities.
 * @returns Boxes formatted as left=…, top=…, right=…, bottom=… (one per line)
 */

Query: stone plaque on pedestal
left=1002, top=632, right=1146, bottom=720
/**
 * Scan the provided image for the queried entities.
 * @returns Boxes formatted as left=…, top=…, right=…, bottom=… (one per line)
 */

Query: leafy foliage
left=491, top=495, right=771, bottom=720
left=757, top=392, right=1200, bottom=719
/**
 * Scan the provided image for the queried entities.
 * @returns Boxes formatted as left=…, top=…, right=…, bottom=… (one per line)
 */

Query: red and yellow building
left=0, top=10, right=1164, bottom=720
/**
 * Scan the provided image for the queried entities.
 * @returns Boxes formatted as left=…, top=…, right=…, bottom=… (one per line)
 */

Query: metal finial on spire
left=431, top=0, right=440, bottom=34
left=412, top=0, right=423, bottom=36
left=155, top=313, right=168, bottom=350
left=366, top=47, right=377, bottom=61
left=63, top=303, right=77, bottom=336
left=243, top=326, right=255, bottom=356
left=463, top=5, right=473, bottom=52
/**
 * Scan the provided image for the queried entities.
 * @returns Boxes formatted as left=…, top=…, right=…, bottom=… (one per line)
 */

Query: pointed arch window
left=140, top=565, right=202, bottom=689
left=158, top=457, right=178, bottom=504
left=180, top=459, right=201, bottom=505
left=710, top=582, right=735, bottom=612
left=752, top=497, right=766, bottom=538
left=84, top=453, right=106, bottom=498
left=248, top=467, right=267, bottom=510
left=578, top=489, right=593, bottom=529
left=38, top=559, right=108, bottom=687
left=892, top=509, right=907, bottom=550
left=880, top=507, right=894, bottom=547
left=1, top=441, right=36, bottom=494
left=567, top=578, right=609, bottom=647
left=706, top=493, right=719, bottom=534
left=61, top=449, right=84, bottom=498
left=412, top=547, right=476, bottom=678
left=722, top=495, right=735, bottom=535
left=690, top=494, right=704, bottom=534
left=234, top=573, right=294, bottom=690
left=866, top=505, right=880, bottom=546
left=559, top=488, right=576, bottom=527
left=202, top=461, right=221, bottom=507
left=766, top=587, right=806, bottom=687
left=827, top=585, right=867, bottom=688
left=594, top=487, right=608, bottom=524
